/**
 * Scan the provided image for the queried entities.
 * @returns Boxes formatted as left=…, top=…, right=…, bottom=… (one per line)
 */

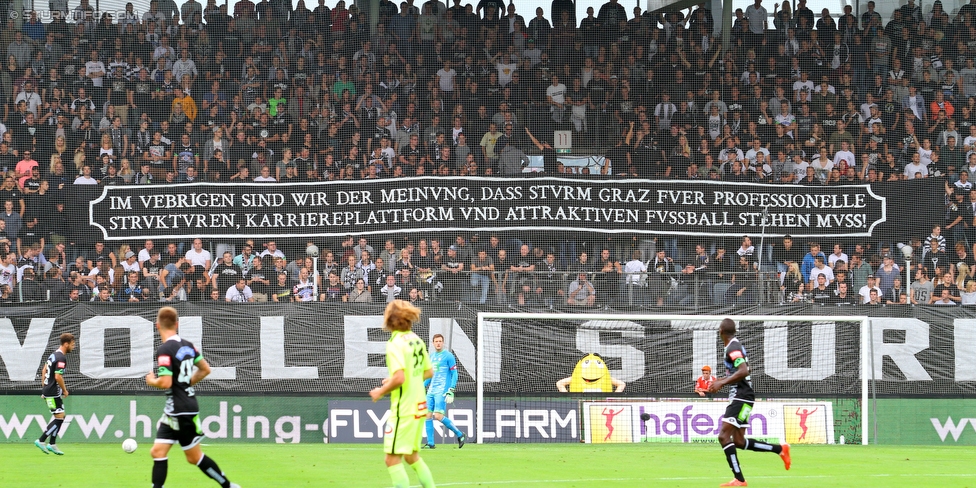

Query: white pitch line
left=428, top=472, right=976, bottom=487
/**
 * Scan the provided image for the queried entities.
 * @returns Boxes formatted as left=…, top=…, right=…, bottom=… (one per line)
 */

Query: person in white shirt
left=832, top=140, right=855, bottom=168
left=828, top=244, right=848, bottom=268
left=791, top=154, right=810, bottom=182
left=904, top=152, right=929, bottom=178
left=435, top=60, right=457, bottom=94
left=253, top=166, right=276, bottom=182
left=137, top=240, right=155, bottom=266
left=963, top=124, right=976, bottom=154
left=546, top=74, right=567, bottom=123
left=260, top=240, right=286, bottom=261
left=225, top=277, right=255, bottom=302
left=859, top=275, right=883, bottom=304
left=171, top=49, right=198, bottom=84
left=743, top=138, right=770, bottom=167
left=84, top=50, right=106, bottom=88
left=623, top=250, right=648, bottom=285
left=808, top=256, right=835, bottom=285
left=792, top=71, right=814, bottom=102
left=121, top=250, right=141, bottom=273
left=380, top=274, right=402, bottom=302
left=184, top=238, right=212, bottom=280
left=73, top=165, right=99, bottom=184
left=14, top=81, right=41, bottom=116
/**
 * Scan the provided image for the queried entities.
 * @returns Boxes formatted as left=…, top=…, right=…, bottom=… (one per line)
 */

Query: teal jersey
left=426, top=349, right=458, bottom=395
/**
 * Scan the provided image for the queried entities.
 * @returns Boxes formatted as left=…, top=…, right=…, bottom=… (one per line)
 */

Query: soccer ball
left=122, top=438, right=138, bottom=453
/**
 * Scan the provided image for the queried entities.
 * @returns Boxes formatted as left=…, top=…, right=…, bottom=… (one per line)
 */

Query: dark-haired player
left=35, top=333, right=75, bottom=455
left=145, top=306, right=240, bottom=488
left=708, top=318, right=791, bottom=487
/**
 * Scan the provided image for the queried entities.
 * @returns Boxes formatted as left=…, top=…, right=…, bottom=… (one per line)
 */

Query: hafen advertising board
left=581, top=401, right=834, bottom=445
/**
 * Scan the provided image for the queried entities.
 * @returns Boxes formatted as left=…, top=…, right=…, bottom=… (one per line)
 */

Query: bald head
left=720, top=318, right=736, bottom=337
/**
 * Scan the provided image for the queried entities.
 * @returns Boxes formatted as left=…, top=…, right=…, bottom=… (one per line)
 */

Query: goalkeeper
left=423, top=334, right=466, bottom=448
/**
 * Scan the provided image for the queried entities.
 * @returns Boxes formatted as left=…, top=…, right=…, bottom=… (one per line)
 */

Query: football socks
left=388, top=463, right=410, bottom=488
left=196, top=454, right=231, bottom=488
left=152, top=457, right=168, bottom=488
left=744, top=438, right=782, bottom=454
left=408, top=458, right=436, bottom=488
left=723, top=442, right=746, bottom=482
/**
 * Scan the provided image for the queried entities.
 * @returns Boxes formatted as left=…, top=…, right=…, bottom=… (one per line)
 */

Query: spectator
left=694, top=365, right=715, bottom=397
left=567, top=271, right=596, bottom=306
left=226, top=277, right=255, bottom=302
left=346, top=278, right=373, bottom=302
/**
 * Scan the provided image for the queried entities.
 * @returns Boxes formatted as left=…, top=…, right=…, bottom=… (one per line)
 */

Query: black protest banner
left=1, top=303, right=975, bottom=397
left=88, top=177, right=939, bottom=241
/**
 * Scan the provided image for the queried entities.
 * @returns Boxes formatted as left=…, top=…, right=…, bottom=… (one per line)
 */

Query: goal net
left=476, top=313, right=871, bottom=446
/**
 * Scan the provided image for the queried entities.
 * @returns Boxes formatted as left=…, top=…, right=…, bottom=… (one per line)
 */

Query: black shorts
left=43, top=396, right=64, bottom=414
left=155, top=414, right=204, bottom=450
left=722, top=400, right=754, bottom=429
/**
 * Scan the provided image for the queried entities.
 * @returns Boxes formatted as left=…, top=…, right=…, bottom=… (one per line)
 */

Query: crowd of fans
left=0, top=0, right=968, bottom=303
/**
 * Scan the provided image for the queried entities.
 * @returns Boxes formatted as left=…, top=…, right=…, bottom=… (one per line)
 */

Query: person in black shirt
left=35, top=332, right=75, bottom=455
left=810, top=274, right=833, bottom=305
left=146, top=307, right=240, bottom=488
left=706, top=318, right=790, bottom=486
left=145, top=307, right=239, bottom=488
left=210, top=251, right=240, bottom=296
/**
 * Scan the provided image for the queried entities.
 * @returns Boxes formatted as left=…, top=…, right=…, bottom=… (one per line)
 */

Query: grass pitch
left=1, top=442, right=974, bottom=487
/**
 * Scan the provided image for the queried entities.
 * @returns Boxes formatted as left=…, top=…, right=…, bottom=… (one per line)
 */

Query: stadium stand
left=0, top=0, right=965, bottom=307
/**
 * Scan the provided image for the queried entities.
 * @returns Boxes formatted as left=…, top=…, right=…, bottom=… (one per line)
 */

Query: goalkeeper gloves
left=445, top=388, right=455, bottom=404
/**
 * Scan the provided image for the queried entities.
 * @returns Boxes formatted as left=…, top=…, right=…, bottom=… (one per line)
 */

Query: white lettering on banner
left=670, top=320, right=723, bottom=375
left=79, top=316, right=154, bottom=378
left=342, top=315, right=388, bottom=378
left=275, top=416, right=301, bottom=443
left=179, top=317, right=236, bottom=380
left=953, top=320, right=976, bottom=382
left=871, top=319, right=933, bottom=381
left=72, top=413, right=113, bottom=438
left=352, top=410, right=373, bottom=438
left=576, top=321, right=645, bottom=382
left=330, top=409, right=352, bottom=439
left=130, top=400, right=152, bottom=438
left=764, top=323, right=836, bottom=380
left=203, top=401, right=228, bottom=438
left=260, top=317, right=318, bottom=379
left=931, top=417, right=972, bottom=442
left=366, top=409, right=391, bottom=439
left=492, top=410, right=519, bottom=439
left=0, top=318, right=55, bottom=381
left=476, top=408, right=577, bottom=440
left=0, top=414, right=45, bottom=439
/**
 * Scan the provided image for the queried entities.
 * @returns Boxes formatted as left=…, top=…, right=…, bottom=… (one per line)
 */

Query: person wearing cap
left=121, top=249, right=141, bottom=273
left=522, top=37, right=542, bottom=67
left=875, top=253, right=901, bottom=293
left=695, top=365, right=716, bottom=397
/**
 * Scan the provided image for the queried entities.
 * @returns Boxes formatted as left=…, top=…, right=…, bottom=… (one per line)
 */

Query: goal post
left=476, top=313, right=872, bottom=446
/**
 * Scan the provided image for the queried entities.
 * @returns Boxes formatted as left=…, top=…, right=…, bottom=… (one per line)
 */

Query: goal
left=475, top=313, right=872, bottom=446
